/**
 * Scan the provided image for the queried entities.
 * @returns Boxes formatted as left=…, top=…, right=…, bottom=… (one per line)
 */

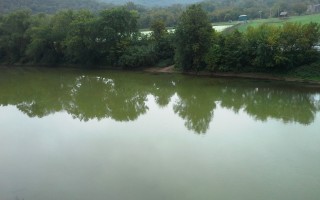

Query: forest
left=1, top=0, right=320, bottom=27
left=0, top=3, right=320, bottom=75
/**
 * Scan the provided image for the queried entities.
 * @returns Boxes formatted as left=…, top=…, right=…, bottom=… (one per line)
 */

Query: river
left=0, top=67, right=320, bottom=200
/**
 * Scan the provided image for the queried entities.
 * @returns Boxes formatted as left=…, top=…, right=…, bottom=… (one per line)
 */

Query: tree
left=0, top=10, right=32, bottom=63
left=97, top=8, right=139, bottom=65
left=246, top=25, right=281, bottom=71
left=220, top=30, right=248, bottom=71
left=174, top=4, right=213, bottom=72
left=278, top=22, right=320, bottom=69
left=63, top=10, right=100, bottom=64
left=150, top=19, right=175, bottom=63
left=26, top=10, right=75, bottom=64
left=206, top=30, right=248, bottom=72
left=291, top=3, right=307, bottom=16
left=150, top=19, right=166, bottom=40
left=25, top=13, right=54, bottom=63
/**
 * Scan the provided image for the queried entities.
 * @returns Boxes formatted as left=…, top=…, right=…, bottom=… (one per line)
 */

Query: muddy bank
left=2, top=64, right=320, bottom=86
left=144, top=66, right=320, bottom=86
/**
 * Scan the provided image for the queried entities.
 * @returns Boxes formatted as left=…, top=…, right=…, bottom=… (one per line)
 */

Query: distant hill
left=0, top=0, right=113, bottom=13
left=0, top=0, right=203, bottom=14
left=98, top=0, right=203, bottom=7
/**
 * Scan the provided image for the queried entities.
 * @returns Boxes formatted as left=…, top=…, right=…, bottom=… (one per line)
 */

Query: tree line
left=0, top=5, right=320, bottom=73
left=0, top=9, right=174, bottom=67
left=174, top=5, right=320, bottom=73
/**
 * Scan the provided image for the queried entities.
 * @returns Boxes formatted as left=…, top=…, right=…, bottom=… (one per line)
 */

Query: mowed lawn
left=237, top=13, right=320, bottom=31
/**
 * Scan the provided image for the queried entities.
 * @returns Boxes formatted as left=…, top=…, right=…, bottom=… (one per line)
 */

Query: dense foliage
left=134, top=0, right=320, bottom=28
left=0, top=9, right=174, bottom=67
left=206, top=23, right=320, bottom=72
left=0, top=0, right=114, bottom=13
left=1, top=0, right=320, bottom=29
left=0, top=5, right=320, bottom=74
left=175, top=5, right=213, bottom=71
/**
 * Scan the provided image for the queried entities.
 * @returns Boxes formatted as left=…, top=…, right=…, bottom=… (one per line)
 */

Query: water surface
left=0, top=67, right=320, bottom=200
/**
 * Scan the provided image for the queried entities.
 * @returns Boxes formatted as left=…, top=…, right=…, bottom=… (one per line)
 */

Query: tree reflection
left=0, top=69, right=150, bottom=122
left=218, top=82, right=320, bottom=125
left=0, top=68, right=319, bottom=134
left=173, top=77, right=216, bottom=134
left=65, top=75, right=148, bottom=121
left=149, top=75, right=176, bottom=107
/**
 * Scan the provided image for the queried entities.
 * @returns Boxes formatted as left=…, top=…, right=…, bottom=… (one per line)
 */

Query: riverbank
left=2, top=64, right=320, bottom=86
left=144, top=66, right=320, bottom=86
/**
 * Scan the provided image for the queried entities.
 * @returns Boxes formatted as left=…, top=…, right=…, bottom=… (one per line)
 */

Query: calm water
left=1, top=67, right=320, bottom=200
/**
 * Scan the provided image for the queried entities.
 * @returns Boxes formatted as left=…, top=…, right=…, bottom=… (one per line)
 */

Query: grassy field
left=236, top=13, right=320, bottom=32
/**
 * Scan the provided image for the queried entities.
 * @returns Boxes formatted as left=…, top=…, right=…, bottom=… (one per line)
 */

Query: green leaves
left=0, top=7, right=319, bottom=73
left=0, top=10, right=32, bottom=63
left=64, top=10, right=98, bottom=64
left=96, top=8, right=139, bottom=65
left=0, top=8, right=141, bottom=66
left=174, top=4, right=213, bottom=71
left=246, top=23, right=320, bottom=71
left=204, top=22, right=320, bottom=73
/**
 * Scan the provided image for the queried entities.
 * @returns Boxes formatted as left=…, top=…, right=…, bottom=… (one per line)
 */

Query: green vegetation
left=174, top=5, right=213, bottom=72
left=1, top=0, right=320, bottom=29
left=288, top=62, right=320, bottom=81
left=0, top=4, right=320, bottom=81
left=237, top=14, right=320, bottom=32
left=0, top=0, right=113, bottom=13
left=0, top=9, right=174, bottom=68
left=208, top=23, right=320, bottom=73
left=173, top=5, right=320, bottom=77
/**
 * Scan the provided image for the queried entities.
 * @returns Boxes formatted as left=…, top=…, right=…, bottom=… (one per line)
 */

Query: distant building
left=279, top=11, right=288, bottom=18
left=307, top=4, right=320, bottom=13
left=239, top=15, right=248, bottom=22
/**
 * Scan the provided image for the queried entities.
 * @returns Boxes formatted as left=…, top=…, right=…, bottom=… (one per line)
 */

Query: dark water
left=0, top=67, right=320, bottom=200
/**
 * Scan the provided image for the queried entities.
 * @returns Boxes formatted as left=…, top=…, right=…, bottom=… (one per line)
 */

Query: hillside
left=0, top=0, right=113, bottom=13
left=1, top=0, right=318, bottom=29
left=0, top=0, right=203, bottom=13
left=98, top=0, right=202, bottom=7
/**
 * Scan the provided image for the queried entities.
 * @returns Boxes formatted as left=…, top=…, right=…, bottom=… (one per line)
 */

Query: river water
left=0, top=67, right=320, bottom=200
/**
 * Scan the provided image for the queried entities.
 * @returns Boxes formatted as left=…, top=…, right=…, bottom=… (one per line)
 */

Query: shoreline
left=1, top=64, right=320, bottom=86
left=144, top=66, right=320, bottom=86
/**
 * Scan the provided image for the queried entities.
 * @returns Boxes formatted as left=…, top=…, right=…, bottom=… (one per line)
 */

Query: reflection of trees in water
left=246, top=90, right=316, bottom=125
left=0, top=69, right=319, bottom=134
left=66, top=76, right=148, bottom=121
left=0, top=70, right=73, bottom=118
left=173, top=78, right=216, bottom=134
left=150, top=79, right=176, bottom=107
left=0, top=70, right=179, bottom=122
left=218, top=83, right=320, bottom=125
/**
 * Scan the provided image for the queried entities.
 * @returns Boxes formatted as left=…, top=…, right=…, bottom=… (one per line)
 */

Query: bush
left=118, top=45, right=157, bottom=68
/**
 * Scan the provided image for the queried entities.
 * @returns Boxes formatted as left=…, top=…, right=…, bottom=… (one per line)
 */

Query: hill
left=0, top=0, right=113, bottom=13
left=0, top=0, right=204, bottom=13
left=98, top=0, right=202, bottom=7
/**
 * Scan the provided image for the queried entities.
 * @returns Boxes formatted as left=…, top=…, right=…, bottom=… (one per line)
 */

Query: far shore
left=144, top=66, right=320, bottom=86
left=1, top=64, right=320, bottom=86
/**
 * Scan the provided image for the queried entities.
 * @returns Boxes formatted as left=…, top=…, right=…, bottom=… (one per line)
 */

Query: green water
left=0, top=67, right=320, bottom=200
